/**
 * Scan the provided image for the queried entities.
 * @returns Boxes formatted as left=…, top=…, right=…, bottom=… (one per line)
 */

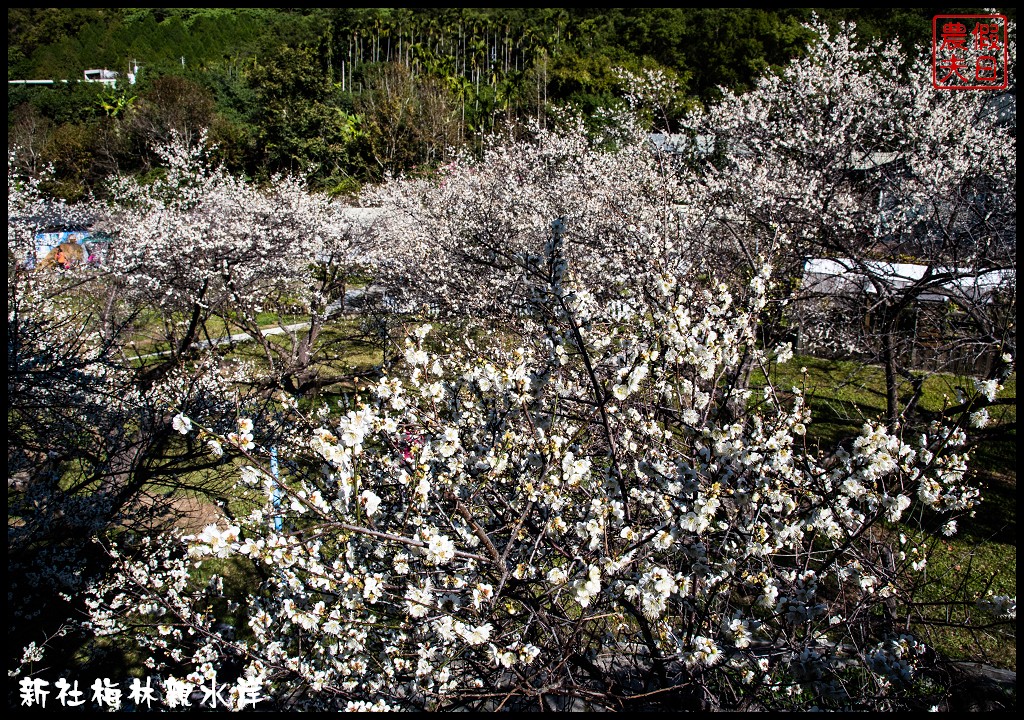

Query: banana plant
left=96, top=86, right=137, bottom=118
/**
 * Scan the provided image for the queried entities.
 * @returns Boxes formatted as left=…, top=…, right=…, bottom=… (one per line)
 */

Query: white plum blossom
left=207, top=438, right=224, bottom=458
left=405, top=580, right=434, bottom=619
left=172, top=413, right=192, bottom=434
left=974, top=379, right=1002, bottom=403
left=572, top=564, right=602, bottom=609
left=422, top=529, right=456, bottom=566
left=977, top=595, right=1016, bottom=621
left=546, top=566, right=568, bottom=586
left=358, top=489, right=382, bottom=517
left=457, top=622, right=493, bottom=646
left=190, top=524, right=241, bottom=558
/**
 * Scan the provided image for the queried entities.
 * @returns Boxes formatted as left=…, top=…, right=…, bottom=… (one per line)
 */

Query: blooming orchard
left=83, top=234, right=997, bottom=709
left=673, top=19, right=1016, bottom=425
left=8, top=20, right=1016, bottom=713
left=94, top=134, right=374, bottom=393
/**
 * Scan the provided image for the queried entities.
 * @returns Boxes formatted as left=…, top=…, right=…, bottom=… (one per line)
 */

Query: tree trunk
left=881, top=323, right=900, bottom=428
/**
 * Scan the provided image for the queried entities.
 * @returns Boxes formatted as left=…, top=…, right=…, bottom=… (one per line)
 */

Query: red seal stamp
left=933, top=14, right=1009, bottom=90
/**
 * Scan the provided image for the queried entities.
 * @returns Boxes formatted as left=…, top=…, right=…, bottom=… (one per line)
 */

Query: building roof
left=978, top=88, right=1016, bottom=127
left=647, top=133, right=715, bottom=157
left=801, top=257, right=1014, bottom=304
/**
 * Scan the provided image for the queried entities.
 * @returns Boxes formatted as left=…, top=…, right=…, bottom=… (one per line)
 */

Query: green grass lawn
left=762, top=354, right=1016, bottom=671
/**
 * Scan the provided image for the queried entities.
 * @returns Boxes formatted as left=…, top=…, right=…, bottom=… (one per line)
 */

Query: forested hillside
left=9, top=8, right=1012, bottom=198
